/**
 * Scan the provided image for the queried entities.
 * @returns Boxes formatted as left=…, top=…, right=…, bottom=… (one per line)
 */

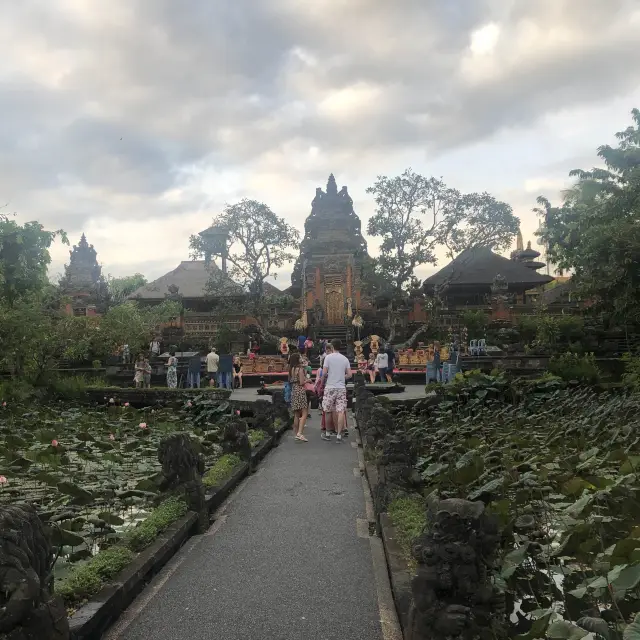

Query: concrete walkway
left=105, top=422, right=398, bottom=640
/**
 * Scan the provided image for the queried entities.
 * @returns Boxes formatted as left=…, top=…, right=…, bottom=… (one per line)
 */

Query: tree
left=107, top=273, right=147, bottom=306
left=535, top=108, right=640, bottom=324
left=0, top=214, right=67, bottom=307
left=441, top=192, right=519, bottom=258
left=190, top=199, right=299, bottom=310
left=366, top=170, right=459, bottom=295
left=366, top=170, right=519, bottom=294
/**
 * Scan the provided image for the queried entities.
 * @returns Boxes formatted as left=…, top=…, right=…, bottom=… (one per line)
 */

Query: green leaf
left=468, top=476, right=503, bottom=501
left=50, top=527, right=85, bottom=547
left=501, top=543, right=529, bottom=578
left=547, top=620, right=588, bottom=640
left=624, top=613, right=640, bottom=640
left=57, top=481, right=93, bottom=501
left=612, top=564, right=640, bottom=590
left=422, top=462, right=448, bottom=478
left=97, top=512, right=125, bottom=526
left=576, top=617, right=610, bottom=640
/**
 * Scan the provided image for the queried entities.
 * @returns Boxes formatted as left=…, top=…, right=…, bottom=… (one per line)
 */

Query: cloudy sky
left=3, top=0, right=640, bottom=288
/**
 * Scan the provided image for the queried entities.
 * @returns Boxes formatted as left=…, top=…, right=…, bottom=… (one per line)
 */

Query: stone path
left=230, top=384, right=427, bottom=403
left=105, top=421, right=400, bottom=640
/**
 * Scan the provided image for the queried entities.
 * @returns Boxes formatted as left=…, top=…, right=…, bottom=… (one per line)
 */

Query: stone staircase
left=314, top=325, right=350, bottom=356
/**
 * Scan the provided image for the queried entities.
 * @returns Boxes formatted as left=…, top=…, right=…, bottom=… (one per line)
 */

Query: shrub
left=56, top=546, right=135, bottom=605
left=387, top=495, right=426, bottom=566
left=248, top=429, right=267, bottom=447
left=203, top=454, right=241, bottom=488
left=622, top=353, right=640, bottom=390
left=548, top=352, right=599, bottom=383
left=125, top=497, right=188, bottom=552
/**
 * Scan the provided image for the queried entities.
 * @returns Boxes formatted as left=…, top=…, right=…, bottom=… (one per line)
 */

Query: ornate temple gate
left=324, top=274, right=344, bottom=325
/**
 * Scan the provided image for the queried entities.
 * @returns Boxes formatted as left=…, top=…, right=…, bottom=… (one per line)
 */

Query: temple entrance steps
left=315, top=325, right=350, bottom=354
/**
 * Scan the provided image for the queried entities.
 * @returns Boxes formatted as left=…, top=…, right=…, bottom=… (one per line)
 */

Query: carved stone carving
left=221, top=416, right=252, bottom=462
left=271, top=390, right=291, bottom=428
left=158, top=433, right=207, bottom=532
left=253, top=400, right=275, bottom=436
left=0, top=505, right=69, bottom=640
left=407, top=494, right=506, bottom=640
left=374, top=434, right=421, bottom=513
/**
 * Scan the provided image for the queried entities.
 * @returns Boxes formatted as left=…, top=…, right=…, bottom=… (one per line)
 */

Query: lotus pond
left=0, top=396, right=248, bottom=583
left=385, top=376, right=640, bottom=639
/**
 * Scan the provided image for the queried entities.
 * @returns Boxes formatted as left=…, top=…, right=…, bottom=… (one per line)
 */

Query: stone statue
left=370, top=335, right=381, bottom=357
left=374, top=434, right=421, bottom=512
left=157, top=433, right=207, bottom=532
left=313, top=299, right=325, bottom=326
left=221, top=416, right=251, bottom=462
left=0, top=505, right=69, bottom=640
left=253, top=400, right=275, bottom=436
left=271, top=390, right=291, bottom=428
left=346, top=297, right=353, bottom=318
left=279, top=337, right=289, bottom=356
left=407, top=494, right=506, bottom=640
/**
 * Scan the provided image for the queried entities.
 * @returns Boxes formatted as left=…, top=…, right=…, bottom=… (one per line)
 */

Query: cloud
left=2, top=0, right=640, bottom=284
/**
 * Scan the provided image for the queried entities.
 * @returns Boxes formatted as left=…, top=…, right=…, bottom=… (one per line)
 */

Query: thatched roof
left=423, top=247, right=554, bottom=290
left=128, top=260, right=282, bottom=300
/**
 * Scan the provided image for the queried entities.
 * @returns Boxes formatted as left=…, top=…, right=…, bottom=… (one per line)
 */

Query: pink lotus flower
left=1, top=401, right=6, bottom=407
left=186, top=401, right=192, bottom=407
left=139, top=422, right=147, bottom=429
left=124, top=402, right=130, bottom=407
left=109, top=433, right=115, bottom=441
left=51, top=439, right=59, bottom=447
left=236, top=410, right=241, bottom=416
left=0, top=476, right=7, bottom=485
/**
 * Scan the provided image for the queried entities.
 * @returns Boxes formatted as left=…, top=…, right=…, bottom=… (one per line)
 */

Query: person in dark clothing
left=218, top=353, right=234, bottom=390
left=384, top=344, right=396, bottom=383
left=187, top=352, right=202, bottom=388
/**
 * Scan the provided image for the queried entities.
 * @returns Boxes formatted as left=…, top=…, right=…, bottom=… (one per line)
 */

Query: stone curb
left=68, top=426, right=286, bottom=640
left=357, top=425, right=414, bottom=639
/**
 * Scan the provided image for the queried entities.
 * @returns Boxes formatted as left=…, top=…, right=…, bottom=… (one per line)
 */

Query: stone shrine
left=291, top=174, right=372, bottom=332
left=59, top=233, right=109, bottom=316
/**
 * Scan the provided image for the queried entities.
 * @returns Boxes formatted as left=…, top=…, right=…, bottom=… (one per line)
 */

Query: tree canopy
left=366, top=169, right=519, bottom=294
left=190, top=199, right=299, bottom=305
left=107, top=273, right=147, bottom=306
left=536, top=108, right=640, bottom=324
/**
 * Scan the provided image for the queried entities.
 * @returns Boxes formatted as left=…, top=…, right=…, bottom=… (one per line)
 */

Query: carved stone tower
left=291, top=174, right=371, bottom=327
left=59, top=233, right=109, bottom=315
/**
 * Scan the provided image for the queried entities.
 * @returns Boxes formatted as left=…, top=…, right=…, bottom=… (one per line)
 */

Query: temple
left=290, top=173, right=372, bottom=342
left=60, top=233, right=109, bottom=316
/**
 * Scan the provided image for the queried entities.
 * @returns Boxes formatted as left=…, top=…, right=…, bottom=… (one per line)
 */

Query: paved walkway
left=106, top=422, right=398, bottom=640
left=230, top=384, right=426, bottom=403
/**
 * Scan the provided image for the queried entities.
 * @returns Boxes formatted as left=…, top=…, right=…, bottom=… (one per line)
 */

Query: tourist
left=321, top=339, right=351, bottom=442
left=218, top=352, right=234, bottom=390
left=433, top=342, right=442, bottom=383
left=166, top=351, right=178, bottom=388
left=385, top=344, right=396, bottom=383
left=288, top=353, right=309, bottom=442
left=233, top=355, right=243, bottom=389
left=304, top=336, right=314, bottom=356
left=149, top=337, right=161, bottom=357
left=134, top=354, right=145, bottom=388
left=143, top=356, right=152, bottom=389
left=187, top=351, right=201, bottom=389
left=297, top=334, right=306, bottom=354
left=375, top=349, right=389, bottom=383
left=206, top=347, right=219, bottom=387
left=366, top=354, right=376, bottom=384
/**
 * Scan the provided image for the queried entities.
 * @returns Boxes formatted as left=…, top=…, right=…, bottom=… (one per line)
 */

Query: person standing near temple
left=206, top=347, right=219, bottom=387
left=384, top=344, right=396, bottom=383
left=288, top=353, right=309, bottom=442
left=218, top=352, right=234, bottom=390
left=187, top=351, right=201, bottom=388
left=143, top=356, right=152, bottom=388
left=297, top=334, right=306, bottom=354
left=321, top=339, right=351, bottom=442
left=166, top=351, right=178, bottom=388
left=149, top=336, right=161, bottom=357
left=375, top=349, right=389, bottom=383
left=133, top=354, right=145, bottom=388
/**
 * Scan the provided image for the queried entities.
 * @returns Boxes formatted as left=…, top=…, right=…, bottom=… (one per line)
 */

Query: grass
left=124, top=497, right=189, bottom=552
left=387, top=494, right=426, bottom=569
left=203, top=454, right=242, bottom=488
left=56, top=546, right=135, bottom=608
left=248, top=429, right=267, bottom=447
left=56, top=497, right=190, bottom=609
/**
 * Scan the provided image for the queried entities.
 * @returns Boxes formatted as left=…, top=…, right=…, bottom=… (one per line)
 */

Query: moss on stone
left=387, top=494, right=426, bottom=568
left=203, top=454, right=242, bottom=488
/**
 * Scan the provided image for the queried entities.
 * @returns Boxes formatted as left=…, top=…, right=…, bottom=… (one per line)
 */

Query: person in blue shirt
left=218, top=353, right=234, bottom=390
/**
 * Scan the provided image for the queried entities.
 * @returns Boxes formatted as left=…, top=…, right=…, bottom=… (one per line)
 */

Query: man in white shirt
left=375, top=350, right=389, bottom=383
left=206, top=347, right=220, bottom=387
left=321, top=339, right=351, bottom=442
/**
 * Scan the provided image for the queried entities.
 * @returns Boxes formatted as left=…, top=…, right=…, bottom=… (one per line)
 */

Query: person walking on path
left=187, top=351, right=201, bottom=388
left=288, top=353, right=309, bottom=442
left=321, top=339, right=351, bottom=442
left=166, top=351, right=178, bottom=388
left=218, top=352, right=234, bottom=390
left=375, top=349, right=388, bottom=383
left=206, top=347, right=219, bottom=387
